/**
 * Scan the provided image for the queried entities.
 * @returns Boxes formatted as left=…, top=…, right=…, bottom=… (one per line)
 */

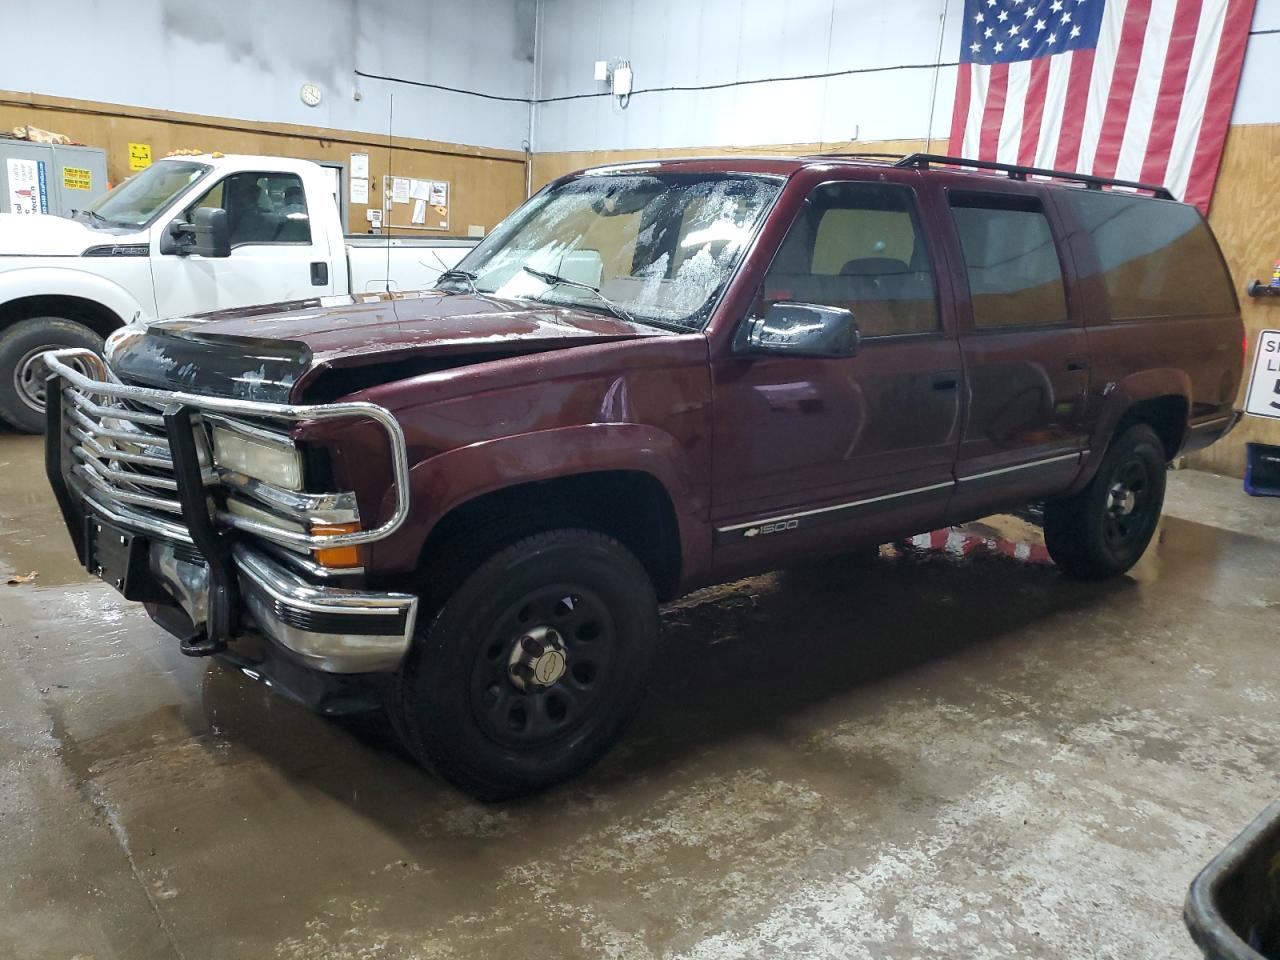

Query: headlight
left=211, top=425, right=303, bottom=491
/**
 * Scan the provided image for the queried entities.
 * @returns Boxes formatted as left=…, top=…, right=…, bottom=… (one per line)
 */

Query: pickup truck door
left=710, top=177, right=963, bottom=570
left=150, top=169, right=338, bottom=319
left=938, top=184, right=1091, bottom=520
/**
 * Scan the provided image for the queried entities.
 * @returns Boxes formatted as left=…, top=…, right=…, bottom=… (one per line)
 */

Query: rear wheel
left=1044, top=424, right=1167, bottom=580
left=0, top=317, right=104, bottom=433
left=390, top=529, right=658, bottom=800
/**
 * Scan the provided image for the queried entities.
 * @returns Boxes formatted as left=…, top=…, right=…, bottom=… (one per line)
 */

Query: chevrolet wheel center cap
left=534, top=649, right=566, bottom=685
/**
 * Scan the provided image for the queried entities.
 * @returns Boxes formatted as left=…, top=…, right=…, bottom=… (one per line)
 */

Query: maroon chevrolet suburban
left=43, top=154, right=1243, bottom=798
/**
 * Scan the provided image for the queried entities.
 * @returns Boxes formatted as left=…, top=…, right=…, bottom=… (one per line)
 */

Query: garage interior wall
left=2, top=0, right=1278, bottom=474
left=0, top=0, right=536, bottom=237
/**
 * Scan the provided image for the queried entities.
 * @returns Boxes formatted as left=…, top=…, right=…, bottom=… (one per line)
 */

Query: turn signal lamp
left=312, top=521, right=362, bottom=568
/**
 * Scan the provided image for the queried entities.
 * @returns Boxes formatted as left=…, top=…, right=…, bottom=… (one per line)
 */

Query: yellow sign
left=128, top=143, right=152, bottom=171
left=62, top=166, right=92, bottom=191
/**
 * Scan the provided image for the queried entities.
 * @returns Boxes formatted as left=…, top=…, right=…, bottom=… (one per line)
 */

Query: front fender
left=0, top=264, right=154, bottom=326
left=370, top=422, right=709, bottom=583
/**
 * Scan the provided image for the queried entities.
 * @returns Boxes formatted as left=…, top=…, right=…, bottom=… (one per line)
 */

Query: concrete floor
left=2, top=431, right=1277, bottom=960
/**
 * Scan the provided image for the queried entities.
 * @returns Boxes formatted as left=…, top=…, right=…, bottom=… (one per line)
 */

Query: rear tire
left=1044, top=424, right=1167, bottom=580
left=390, top=529, right=658, bottom=800
left=0, top=317, right=104, bottom=433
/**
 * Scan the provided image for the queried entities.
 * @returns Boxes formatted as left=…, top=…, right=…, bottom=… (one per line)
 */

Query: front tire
left=390, top=529, right=658, bottom=800
left=0, top=317, right=104, bottom=433
left=1044, top=424, right=1167, bottom=580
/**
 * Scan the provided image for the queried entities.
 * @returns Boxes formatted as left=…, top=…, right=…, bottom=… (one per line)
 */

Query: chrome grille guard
left=43, top=348, right=410, bottom=553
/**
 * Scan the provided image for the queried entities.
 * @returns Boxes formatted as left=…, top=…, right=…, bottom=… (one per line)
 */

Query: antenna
left=385, top=92, right=394, bottom=293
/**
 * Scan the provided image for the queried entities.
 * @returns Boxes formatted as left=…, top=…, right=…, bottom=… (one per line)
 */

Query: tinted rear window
left=1061, top=190, right=1235, bottom=320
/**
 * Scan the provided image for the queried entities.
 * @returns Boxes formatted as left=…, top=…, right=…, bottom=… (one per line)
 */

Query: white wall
left=532, top=0, right=963, bottom=153
left=0, top=0, right=536, bottom=151
left=534, top=0, right=1280, bottom=154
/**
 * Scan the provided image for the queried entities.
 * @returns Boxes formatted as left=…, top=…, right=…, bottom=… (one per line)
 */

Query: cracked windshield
left=447, top=172, right=782, bottom=329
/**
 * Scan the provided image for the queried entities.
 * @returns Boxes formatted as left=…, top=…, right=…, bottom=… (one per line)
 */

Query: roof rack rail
left=810, top=151, right=905, bottom=163
left=895, top=153, right=1174, bottom=200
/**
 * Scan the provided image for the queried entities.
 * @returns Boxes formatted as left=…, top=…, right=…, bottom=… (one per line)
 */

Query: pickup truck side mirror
left=163, top=208, right=231, bottom=258
left=733, top=302, right=860, bottom=359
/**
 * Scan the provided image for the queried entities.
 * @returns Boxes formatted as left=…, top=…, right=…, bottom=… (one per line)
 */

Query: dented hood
left=109, top=290, right=669, bottom=402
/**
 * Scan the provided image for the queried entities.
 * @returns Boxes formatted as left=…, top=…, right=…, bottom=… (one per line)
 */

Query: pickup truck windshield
left=452, top=172, right=782, bottom=329
left=82, top=160, right=210, bottom=228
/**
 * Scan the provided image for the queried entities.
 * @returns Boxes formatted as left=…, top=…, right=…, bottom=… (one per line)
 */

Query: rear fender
left=370, top=422, right=710, bottom=583
left=1066, top=368, right=1191, bottom=495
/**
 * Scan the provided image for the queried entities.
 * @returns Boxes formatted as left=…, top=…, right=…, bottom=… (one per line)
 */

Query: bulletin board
left=381, top=174, right=451, bottom=232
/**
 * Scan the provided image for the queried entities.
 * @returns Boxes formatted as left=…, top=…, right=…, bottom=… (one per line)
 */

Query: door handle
left=310, top=261, right=329, bottom=286
left=1066, top=357, right=1089, bottom=372
left=931, top=371, right=959, bottom=391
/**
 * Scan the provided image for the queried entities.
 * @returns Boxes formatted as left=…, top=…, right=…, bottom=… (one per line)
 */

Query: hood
left=0, top=212, right=143, bottom=257
left=109, top=290, right=671, bottom=403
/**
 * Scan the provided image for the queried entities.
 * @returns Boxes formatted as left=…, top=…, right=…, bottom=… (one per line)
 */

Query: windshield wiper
left=73, top=209, right=111, bottom=227
left=522, top=265, right=636, bottom=325
left=436, top=267, right=480, bottom=294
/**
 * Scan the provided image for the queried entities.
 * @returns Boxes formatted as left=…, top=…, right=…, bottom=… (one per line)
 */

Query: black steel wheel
left=391, top=529, right=658, bottom=800
left=1045, top=423, right=1167, bottom=580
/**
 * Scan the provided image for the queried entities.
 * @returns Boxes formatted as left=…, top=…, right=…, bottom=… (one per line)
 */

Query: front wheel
left=0, top=317, right=105, bottom=433
left=390, top=529, right=658, bottom=800
left=1044, top=424, right=1167, bottom=580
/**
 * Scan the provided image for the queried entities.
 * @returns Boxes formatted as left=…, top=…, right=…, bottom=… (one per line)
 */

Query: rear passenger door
left=711, top=178, right=962, bottom=561
left=942, top=188, right=1090, bottom=517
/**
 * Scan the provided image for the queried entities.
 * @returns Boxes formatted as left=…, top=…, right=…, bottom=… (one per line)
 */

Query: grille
left=62, top=383, right=185, bottom=520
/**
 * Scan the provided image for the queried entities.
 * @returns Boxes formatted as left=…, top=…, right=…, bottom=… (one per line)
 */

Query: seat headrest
left=839, top=257, right=910, bottom=276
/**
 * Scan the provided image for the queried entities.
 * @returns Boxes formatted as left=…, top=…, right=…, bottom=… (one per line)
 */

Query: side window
left=185, top=172, right=311, bottom=247
left=949, top=193, right=1068, bottom=330
left=1059, top=190, right=1235, bottom=320
left=763, top=182, right=939, bottom=337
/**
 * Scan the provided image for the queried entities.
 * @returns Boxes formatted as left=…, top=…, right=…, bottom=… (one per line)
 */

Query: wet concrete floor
left=1, top=432, right=1277, bottom=959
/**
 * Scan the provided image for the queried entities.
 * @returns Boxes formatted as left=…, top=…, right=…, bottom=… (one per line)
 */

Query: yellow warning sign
left=128, top=143, right=152, bottom=171
left=62, top=166, right=92, bottom=191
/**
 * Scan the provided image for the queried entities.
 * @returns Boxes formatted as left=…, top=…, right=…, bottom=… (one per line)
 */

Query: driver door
left=150, top=170, right=336, bottom=319
left=710, top=178, right=962, bottom=566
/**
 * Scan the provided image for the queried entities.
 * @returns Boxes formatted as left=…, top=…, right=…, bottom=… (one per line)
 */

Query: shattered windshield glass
left=451, top=172, right=783, bottom=330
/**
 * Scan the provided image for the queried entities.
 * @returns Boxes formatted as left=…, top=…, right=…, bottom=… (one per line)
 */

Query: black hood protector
left=109, top=328, right=311, bottom=404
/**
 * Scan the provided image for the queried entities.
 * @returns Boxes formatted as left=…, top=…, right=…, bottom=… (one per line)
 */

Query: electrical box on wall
left=0, top=142, right=108, bottom=216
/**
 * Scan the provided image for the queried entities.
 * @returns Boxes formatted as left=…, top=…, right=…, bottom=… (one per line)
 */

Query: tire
left=0, top=317, right=104, bottom=433
left=1044, top=424, right=1167, bottom=580
left=390, top=529, right=659, bottom=800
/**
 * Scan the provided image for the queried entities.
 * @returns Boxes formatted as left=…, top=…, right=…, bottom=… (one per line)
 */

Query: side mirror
left=733, top=302, right=860, bottom=359
left=190, top=207, right=231, bottom=258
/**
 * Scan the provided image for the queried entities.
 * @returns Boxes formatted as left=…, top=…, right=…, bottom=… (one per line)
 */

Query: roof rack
left=895, top=153, right=1174, bottom=200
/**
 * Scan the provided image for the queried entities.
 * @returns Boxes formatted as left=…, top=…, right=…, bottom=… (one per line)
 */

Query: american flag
left=948, top=0, right=1256, bottom=211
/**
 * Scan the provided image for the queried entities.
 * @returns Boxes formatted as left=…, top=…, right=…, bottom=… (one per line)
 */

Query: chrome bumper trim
left=232, top=544, right=417, bottom=674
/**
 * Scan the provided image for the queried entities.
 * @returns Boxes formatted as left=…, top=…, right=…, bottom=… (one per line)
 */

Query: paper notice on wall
left=409, top=178, right=430, bottom=201
left=128, top=142, right=152, bottom=171
left=350, top=152, right=369, bottom=179
left=391, top=177, right=411, bottom=204
left=6, top=158, right=48, bottom=214
left=411, top=198, right=427, bottom=224
left=429, top=180, right=448, bottom=206
left=350, top=177, right=369, bottom=204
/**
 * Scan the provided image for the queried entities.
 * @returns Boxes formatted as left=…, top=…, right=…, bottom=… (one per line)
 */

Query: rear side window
left=763, top=182, right=939, bottom=337
left=1059, top=190, right=1235, bottom=320
left=949, top=192, right=1069, bottom=330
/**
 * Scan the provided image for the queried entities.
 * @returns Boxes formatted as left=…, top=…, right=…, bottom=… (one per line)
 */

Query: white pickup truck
left=0, top=154, right=476, bottom=431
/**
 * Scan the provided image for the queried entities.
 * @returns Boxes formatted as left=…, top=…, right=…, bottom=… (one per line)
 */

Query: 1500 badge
left=743, top=519, right=800, bottom=538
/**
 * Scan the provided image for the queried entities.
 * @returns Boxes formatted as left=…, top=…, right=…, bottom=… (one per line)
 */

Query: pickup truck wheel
left=391, top=529, right=658, bottom=800
left=0, top=317, right=104, bottom=433
left=1043, top=424, right=1167, bottom=580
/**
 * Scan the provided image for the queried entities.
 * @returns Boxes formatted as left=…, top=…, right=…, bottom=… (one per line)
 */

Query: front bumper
left=147, top=536, right=417, bottom=674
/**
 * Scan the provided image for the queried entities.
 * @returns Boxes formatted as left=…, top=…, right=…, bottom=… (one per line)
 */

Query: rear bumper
left=149, top=538, right=417, bottom=674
